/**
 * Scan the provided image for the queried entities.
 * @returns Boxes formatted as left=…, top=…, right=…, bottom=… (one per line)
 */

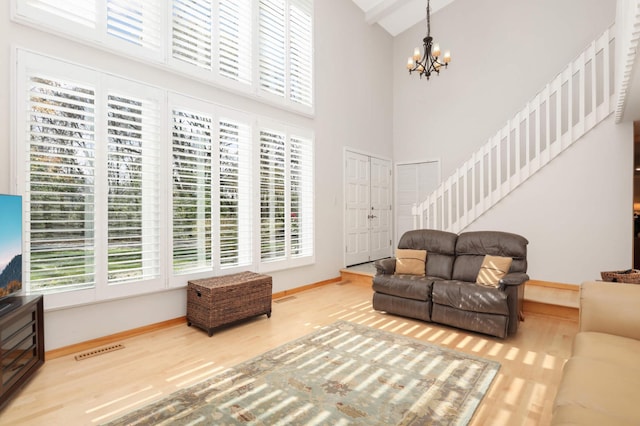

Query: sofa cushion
left=453, top=231, right=528, bottom=281
left=551, top=405, right=639, bottom=426
left=476, top=255, right=512, bottom=287
left=553, top=353, right=640, bottom=426
left=398, top=229, right=457, bottom=279
left=394, top=249, right=426, bottom=275
left=372, top=274, right=436, bottom=301
left=372, top=293, right=431, bottom=322
left=431, top=304, right=509, bottom=338
left=572, top=331, right=640, bottom=373
left=431, top=280, right=509, bottom=315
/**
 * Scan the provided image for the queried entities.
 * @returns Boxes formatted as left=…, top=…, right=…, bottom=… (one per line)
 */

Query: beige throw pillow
left=395, top=249, right=427, bottom=276
left=476, top=255, right=513, bottom=287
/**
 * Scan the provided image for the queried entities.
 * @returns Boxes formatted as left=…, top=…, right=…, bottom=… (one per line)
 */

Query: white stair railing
left=413, top=25, right=616, bottom=233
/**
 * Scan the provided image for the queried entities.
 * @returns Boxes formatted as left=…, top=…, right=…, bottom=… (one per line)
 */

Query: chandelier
left=406, top=0, right=451, bottom=80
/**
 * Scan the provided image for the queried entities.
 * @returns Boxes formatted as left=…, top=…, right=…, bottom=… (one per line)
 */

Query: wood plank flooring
left=0, top=282, right=577, bottom=425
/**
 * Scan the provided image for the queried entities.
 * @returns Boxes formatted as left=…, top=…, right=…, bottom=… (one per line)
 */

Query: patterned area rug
left=105, top=321, right=500, bottom=425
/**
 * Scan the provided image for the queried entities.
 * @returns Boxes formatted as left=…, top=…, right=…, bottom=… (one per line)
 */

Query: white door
left=345, top=151, right=392, bottom=266
left=395, top=161, right=440, bottom=246
left=370, top=157, right=392, bottom=260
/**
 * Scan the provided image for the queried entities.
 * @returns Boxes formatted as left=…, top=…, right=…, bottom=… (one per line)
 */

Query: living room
left=0, top=0, right=638, bottom=424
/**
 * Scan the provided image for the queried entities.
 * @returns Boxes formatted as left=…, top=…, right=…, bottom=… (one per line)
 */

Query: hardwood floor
left=0, top=282, right=577, bottom=425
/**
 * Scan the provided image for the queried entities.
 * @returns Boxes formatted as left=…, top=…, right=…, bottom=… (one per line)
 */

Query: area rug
left=104, top=321, right=500, bottom=425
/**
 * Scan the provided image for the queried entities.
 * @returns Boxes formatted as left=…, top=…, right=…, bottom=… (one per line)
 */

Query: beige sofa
left=551, top=281, right=640, bottom=425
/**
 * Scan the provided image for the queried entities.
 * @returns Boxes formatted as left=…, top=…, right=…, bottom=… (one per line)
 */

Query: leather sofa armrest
left=375, top=258, right=396, bottom=275
left=579, top=281, right=640, bottom=340
left=499, top=272, right=529, bottom=287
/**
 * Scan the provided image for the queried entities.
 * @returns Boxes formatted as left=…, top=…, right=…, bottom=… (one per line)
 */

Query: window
left=107, top=0, right=162, bottom=51
left=259, top=129, right=286, bottom=260
left=217, top=0, right=252, bottom=84
left=258, top=0, right=313, bottom=107
left=26, top=75, right=97, bottom=293
left=17, top=52, right=165, bottom=306
left=171, top=107, right=213, bottom=274
left=288, top=0, right=313, bottom=106
left=171, top=0, right=213, bottom=70
left=290, top=135, right=313, bottom=257
left=259, top=126, right=314, bottom=267
left=14, top=0, right=313, bottom=110
left=17, top=50, right=313, bottom=308
left=218, top=118, right=252, bottom=268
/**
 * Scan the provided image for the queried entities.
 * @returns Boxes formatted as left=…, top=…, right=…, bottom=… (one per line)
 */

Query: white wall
left=393, top=0, right=633, bottom=285
left=0, top=0, right=393, bottom=349
left=393, top=0, right=617, bottom=176
left=466, top=116, right=633, bottom=284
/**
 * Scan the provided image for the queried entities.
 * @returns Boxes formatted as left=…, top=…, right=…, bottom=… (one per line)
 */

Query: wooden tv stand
left=0, top=295, right=44, bottom=410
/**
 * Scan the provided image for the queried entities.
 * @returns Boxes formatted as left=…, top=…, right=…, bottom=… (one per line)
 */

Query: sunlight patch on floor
left=89, top=387, right=163, bottom=423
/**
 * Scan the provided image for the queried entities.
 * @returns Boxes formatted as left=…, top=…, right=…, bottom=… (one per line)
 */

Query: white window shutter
left=258, top=0, right=286, bottom=98
left=219, top=117, right=252, bottom=267
left=218, top=0, right=252, bottom=84
left=290, top=134, right=313, bottom=257
left=106, top=92, right=161, bottom=283
left=171, top=0, right=213, bottom=70
left=106, top=0, right=162, bottom=51
left=259, top=129, right=286, bottom=261
left=17, top=0, right=97, bottom=29
left=171, top=107, right=213, bottom=274
left=26, top=75, right=97, bottom=292
left=289, top=0, right=313, bottom=107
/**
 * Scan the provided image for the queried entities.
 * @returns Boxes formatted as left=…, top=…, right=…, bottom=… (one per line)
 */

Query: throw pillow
left=476, top=255, right=513, bottom=287
left=395, top=249, right=427, bottom=276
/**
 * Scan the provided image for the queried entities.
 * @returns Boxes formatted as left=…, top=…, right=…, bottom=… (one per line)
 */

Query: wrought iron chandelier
left=406, top=0, right=451, bottom=80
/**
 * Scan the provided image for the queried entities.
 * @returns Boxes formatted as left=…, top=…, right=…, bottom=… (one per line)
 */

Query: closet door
left=395, top=161, right=440, bottom=247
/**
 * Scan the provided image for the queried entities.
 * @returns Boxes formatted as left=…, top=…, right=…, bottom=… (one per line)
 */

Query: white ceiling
left=352, top=0, right=456, bottom=36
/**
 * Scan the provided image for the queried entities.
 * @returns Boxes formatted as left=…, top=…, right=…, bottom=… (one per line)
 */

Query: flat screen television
left=0, top=194, right=22, bottom=312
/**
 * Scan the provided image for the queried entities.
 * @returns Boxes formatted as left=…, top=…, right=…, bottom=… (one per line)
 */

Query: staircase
left=413, top=26, right=616, bottom=233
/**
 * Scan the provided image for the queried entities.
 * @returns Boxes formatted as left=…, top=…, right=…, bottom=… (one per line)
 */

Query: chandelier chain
left=406, top=0, right=451, bottom=80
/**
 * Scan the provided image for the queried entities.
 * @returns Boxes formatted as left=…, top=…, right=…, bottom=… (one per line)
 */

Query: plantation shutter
left=258, top=0, right=286, bottom=98
left=26, top=75, right=97, bottom=292
left=259, top=129, right=286, bottom=261
left=171, top=0, right=213, bottom=70
left=219, top=117, right=252, bottom=267
left=16, top=0, right=97, bottom=29
left=289, top=0, right=313, bottom=106
left=290, top=135, right=313, bottom=257
left=218, top=0, right=252, bottom=84
left=106, top=0, right=162, bottom=51
left=171, top=108, right=213, bottom=273
left=106, top=93, right=161, bottom=283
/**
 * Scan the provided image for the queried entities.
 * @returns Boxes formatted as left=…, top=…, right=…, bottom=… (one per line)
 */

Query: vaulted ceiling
left=351, top=0, right=455, bottom=36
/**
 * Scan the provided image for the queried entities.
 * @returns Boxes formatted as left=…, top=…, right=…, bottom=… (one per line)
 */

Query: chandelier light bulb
left=413, top=47, right=421, bottom=61
left=407, top=57, right=414, bottom=70
left=443, top=50, right=451, bottom=63
left=432, top=43, right=441, bottom=57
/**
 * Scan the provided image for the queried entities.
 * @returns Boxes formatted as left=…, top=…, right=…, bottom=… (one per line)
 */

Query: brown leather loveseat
left=372, top=229, right=529, bottom=338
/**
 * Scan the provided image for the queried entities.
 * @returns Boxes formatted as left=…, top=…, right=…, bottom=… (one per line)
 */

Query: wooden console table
left=0, top=295, right=44, bottom=410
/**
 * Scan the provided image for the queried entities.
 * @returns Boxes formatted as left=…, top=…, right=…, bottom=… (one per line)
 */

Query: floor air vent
left=274, top=296, right=297, bottom=304
left=75, top=343, right=125, bottom=361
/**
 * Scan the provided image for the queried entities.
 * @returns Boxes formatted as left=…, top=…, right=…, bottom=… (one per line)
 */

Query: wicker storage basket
left=600, top=269, right=640, bottom=283
left=187, top=271, right=272, bottom=336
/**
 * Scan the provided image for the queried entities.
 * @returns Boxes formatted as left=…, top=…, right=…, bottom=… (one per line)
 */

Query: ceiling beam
left=365, top=0, right=413, bottom=26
